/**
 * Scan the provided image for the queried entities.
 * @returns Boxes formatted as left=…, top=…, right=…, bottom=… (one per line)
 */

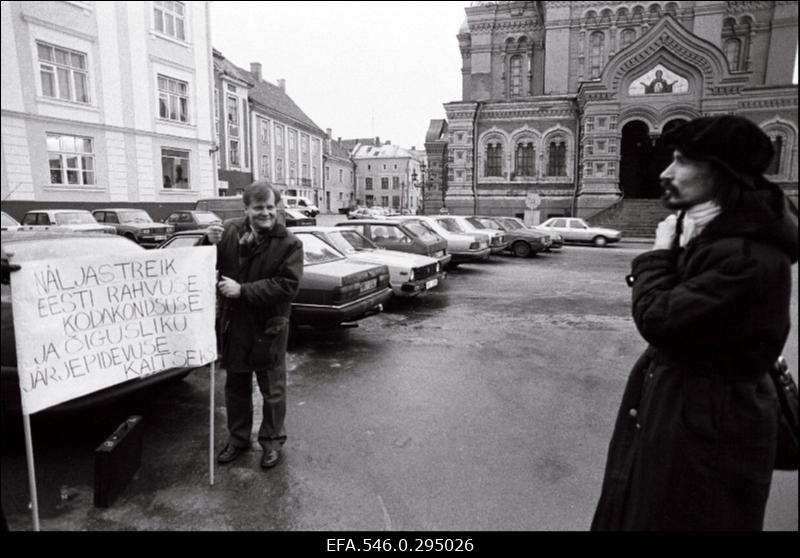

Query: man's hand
left=206, top=224, right=224, bottom=245
left=218, top=275, right=242, bottom=298
left=653, top=214, right=678, bottom=250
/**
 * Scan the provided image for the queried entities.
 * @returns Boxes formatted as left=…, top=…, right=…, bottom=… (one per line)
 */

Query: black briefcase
left=94, top=415, right=144, bottom=508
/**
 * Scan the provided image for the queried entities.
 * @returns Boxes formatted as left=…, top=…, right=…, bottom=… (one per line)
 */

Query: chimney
left=384, top=140, right=390, bottom=145
left=250, top=62, right=262, bottom=81
left=326, top=128, right=332, bottom=139
left=325, top=128, right=332, bottom=152
left=375, top=136, right=380, bottom=146
left=411, top=146, right=415, bottom=151
left=337, top=137, right=341, bottom=144
left=277, top=78, right=286, bottom=92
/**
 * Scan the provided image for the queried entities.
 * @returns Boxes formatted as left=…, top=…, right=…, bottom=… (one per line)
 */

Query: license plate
left=153, top=236, right=166, bottom=241
left=360, top=278, right=377, bottom=293
left=425, top=278, right=438, bottom=290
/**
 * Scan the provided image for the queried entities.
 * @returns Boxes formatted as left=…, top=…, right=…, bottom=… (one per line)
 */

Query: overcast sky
left=210, top=2, right=799, bottom=149
left=210, top=1, right=470, bottom=150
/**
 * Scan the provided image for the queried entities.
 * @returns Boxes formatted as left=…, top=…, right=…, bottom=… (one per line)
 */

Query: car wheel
left=512, top=241, right=532, bottom=258
left=593, top=236, right=608, bottom=247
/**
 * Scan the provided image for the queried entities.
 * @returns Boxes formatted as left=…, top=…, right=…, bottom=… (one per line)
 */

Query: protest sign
left=10, top=246, right=217, bottom=415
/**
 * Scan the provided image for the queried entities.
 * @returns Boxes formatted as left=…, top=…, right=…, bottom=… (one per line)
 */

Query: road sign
left=525, top=193, right=542, bottom=209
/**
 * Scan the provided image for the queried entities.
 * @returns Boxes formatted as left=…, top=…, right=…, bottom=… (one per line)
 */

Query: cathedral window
left=547, top=140, right=567, bottom=177
left=486, top=143, right=503, bottom=177
left=724, top=38, right=741, bottom=71
left=515, top=142, right=535, bottom=177
left=589, top=32, right=605, bottom=79
left=509, top=55, right=523, bottom=97
left=766, top=136, right=784, bottom=176
left=620, top=29, right=636, bottom=50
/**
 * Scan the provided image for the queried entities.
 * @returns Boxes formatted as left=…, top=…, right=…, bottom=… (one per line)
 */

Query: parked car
left=338, top=219, right=452, bottom=269
left=472, top=216, right=550, bottom=257
left=294, top=226, right=445, bottom=298
left=1, top=211, right=21, bottom=232
left=535, top=217, right=622, bottom=247
left=285, top=208, right=316, bottom=227
left=164, top=210, right=222, bottom=232
left=1, top=231, right=198, bottom=422
left=348, top=207, right=387, bottom=220
left=20, top=209, right=116, bottom=235
left=159, top=229, right=392, bottom=328
left=195, top=197, right=244, bottom=222
left=392, top=216, right=491, bottom=265
left=439, top=215, right=508, bottom=254
left=493, top=216, right=563, bottom=251
left=92, top=208, right=173, bottom=248
left=284, top=195, right=319, bottom=217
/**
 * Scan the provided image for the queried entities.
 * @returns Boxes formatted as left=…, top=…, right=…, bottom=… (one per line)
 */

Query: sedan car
left=337, top=219, right=452, bottom=269
left=284, top=208, right=316, bottom=227
left=473, top=216, right=550, bottom=257
left=392, top=216, right=491, bottom=265
left=493, top=216, right=563, bottom=251
left=1, top=231, right=198, bottom=422
left=164, top=210, right=222, bottom=232
left=1, top=211, right=21, bottom=232
left=159, top=230, right=392, bottom=329
left=20, top=209, right=116, bottom=235
left=293, top=226, right=445, bottom=298
left=535, top=217, right=622, bottom=247
left=92, top=208, right=173, bottom=248
left=444, top=216, right=508, bottom=254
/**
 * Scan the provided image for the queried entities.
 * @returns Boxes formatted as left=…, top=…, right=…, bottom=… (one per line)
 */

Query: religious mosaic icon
left=628, top=64, right=688, bottom=95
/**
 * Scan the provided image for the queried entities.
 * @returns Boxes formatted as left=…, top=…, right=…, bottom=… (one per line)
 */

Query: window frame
left=47, top=133, right=96, bottom=187
left=153, top=0, right=187, bottom=42
left=36, top=41, right=90, bottom=104
left=157, top=74, right=189, bottom=123
left=161, top=147, right=191, bottom=190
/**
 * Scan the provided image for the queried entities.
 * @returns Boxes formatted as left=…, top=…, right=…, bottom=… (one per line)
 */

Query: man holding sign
left=206, top=181, right=303, bottom=470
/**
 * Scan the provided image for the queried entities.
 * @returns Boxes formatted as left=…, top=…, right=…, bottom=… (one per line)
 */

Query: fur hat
left=661, top=115, right=774, bottom=189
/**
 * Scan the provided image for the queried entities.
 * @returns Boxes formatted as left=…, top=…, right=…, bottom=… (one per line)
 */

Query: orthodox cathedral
left=425, top=1, right=797, bottom=229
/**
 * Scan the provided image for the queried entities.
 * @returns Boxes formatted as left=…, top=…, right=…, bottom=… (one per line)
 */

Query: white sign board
left=10, top=247, right=218, bottom=415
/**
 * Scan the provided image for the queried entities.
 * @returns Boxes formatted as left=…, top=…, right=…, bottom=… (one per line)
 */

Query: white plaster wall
left=1, top=116, right=35, bottom=199
left=135, top=136, right=155, bottom=201
left=1, top=2, right=25, bottom=112
left=95, top=1, right=123, bottom=128
left=106, top=131, right=128, bottom=201
left=126, top=2, right=152, bottom=133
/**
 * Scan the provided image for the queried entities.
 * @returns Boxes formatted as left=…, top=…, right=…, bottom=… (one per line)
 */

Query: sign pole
left=209, top=360, right=215, bottom=486
left=22, top=413, right=40, bottom=531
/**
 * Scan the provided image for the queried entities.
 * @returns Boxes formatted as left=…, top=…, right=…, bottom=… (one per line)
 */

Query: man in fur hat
left=592, top=115, right=798, bottom=530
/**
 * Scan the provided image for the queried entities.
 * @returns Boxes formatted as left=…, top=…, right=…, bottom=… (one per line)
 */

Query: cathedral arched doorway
left=620, top=118, right=687, bottom=198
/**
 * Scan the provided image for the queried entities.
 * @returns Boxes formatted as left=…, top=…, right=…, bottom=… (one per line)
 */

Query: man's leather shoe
left=261, top=449, right=282, bottom=469
left=217, top=444, right=247, bottom=464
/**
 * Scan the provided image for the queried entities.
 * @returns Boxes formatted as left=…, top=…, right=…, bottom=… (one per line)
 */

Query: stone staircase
left=589, top=198, right=674, bottom=238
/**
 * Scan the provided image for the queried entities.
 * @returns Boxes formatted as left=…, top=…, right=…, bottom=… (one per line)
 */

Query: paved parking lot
left=2, top=239, right=797, bottom=531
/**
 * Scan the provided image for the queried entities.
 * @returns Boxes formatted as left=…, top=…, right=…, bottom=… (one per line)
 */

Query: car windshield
left=501, top=218, right=524, bottom=230
left=4, top=235, right=142, bottom=263
left=331, top=230, right=377, bottom=252
left=195, top=212, right=221, bottom=224
left=1, top=212, right=19, bottom=227
left=435, top=218, right=463, bottom=233
left=465, top=217, right=489, bottom=229
left=53, top=212, right=97, bottom=225
left=477, top=217, right=502, bottom=229
left=285, top=208, right=308, bottom=219
left=117, top=210, right=154, bottom=224
left=403, top=222, right=440, bottom=242
left=161, top=235, right=203, bottom=249
left=296, top=233, right=345, bottom=265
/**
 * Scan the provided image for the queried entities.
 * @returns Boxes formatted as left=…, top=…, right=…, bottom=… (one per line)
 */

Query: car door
left=568, top=219, right=591, bottom=241
left=547, top=218, right=570, bottom=241
left=165, top=212, right=184, bottom=231
left=380, top=224, right=417, bottom=254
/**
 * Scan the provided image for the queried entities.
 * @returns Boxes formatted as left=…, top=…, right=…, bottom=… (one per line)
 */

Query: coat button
left=629, top=408, right=638, bottom=418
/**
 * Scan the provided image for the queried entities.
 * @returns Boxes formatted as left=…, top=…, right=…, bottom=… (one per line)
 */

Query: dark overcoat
left=592, top=185, right=798, bottom=531
left=216, top=217, right=303, bottom=373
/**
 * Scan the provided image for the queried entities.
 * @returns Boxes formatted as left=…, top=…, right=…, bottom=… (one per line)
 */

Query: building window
left=515, top=142, right=535, bottom=176
left=509, top=55, right=523, bottom=97
left=289, top=130, right=296, bottom=151
left=325, top=166, right=330, bottom=181
left=392, top=176, right=400, bottom=189
left=47, top=133, right=95, bottom=186
left=261, top=155, right=270, bottom=178
left=392, top=196, right=400, bottom=208
left=547, top=140, right=567, bottom=176
left=724, top=38, right=741, bottom=71
left=276, top=158, right=284, bottom=181
left=161, top=148, right=190, bottom=189
left=275, top=125, right=284, bottom=148
left=589, top=32, right=604, bottom=78
left=766, top=136, right=784, bottom=175
left=620, top=29, right=636, bottom=50
left=226, top=95, right=239, bottom=138
left=339, top=169, right=343, bottom=182
left=301, top=134, right=308, bottom=155
left=259, top=119, right=269, bottom=145
left=381, top=177, right=389, bottom=189
left=154, top=1, right=186, bottom=41
left=486, top=143, right=502, bottom=177
left=382, top=196, right=389, bottom=207
left=157, top=75, right=188, bottom=123
left=365, top=177, right=373, bottom=190
left=228, top=140, right=239, bottom=167
left=37, top=42, right=89, bottom=104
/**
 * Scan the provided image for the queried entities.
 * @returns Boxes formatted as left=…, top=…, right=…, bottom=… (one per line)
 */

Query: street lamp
left=411, top=168, right=418, bottom=215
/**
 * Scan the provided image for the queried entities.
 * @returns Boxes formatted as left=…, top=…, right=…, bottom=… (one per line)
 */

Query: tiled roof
left=351, top=143, right=414, bottom=159
left=326, top=139, right=352, bottom=160
left=241, top=70, right=325, bottom=136
left=213, top=51, right=253, bottom=86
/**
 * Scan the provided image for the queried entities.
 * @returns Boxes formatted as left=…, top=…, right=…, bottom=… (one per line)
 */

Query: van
left=284, top=195, right=319, bottom=217
left=195, top=196, right=287, bottom=225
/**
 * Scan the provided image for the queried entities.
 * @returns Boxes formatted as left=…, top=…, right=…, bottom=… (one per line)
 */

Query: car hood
left=60, top=223, right=114, bottom=232
left=124, top=223, right=170, bottom=231
left=349, top=249, right=437, bottom=268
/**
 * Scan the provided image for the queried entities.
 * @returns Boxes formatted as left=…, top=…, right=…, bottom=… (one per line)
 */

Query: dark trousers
left=224, top=366, right=286, bottom=451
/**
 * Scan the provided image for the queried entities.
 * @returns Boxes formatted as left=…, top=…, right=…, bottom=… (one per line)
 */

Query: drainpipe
left=570, top=102, right=581, bottom=217
left=472, top=101, right=483, bottom=215
left=205, top=2, right=218, bottom=196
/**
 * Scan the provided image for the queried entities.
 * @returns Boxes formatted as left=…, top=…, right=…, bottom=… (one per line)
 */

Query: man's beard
left=660, top=179, right=685, bottom=210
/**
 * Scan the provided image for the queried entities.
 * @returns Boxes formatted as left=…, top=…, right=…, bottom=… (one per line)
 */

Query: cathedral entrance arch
left=620, top=118, right=687, bottom=198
